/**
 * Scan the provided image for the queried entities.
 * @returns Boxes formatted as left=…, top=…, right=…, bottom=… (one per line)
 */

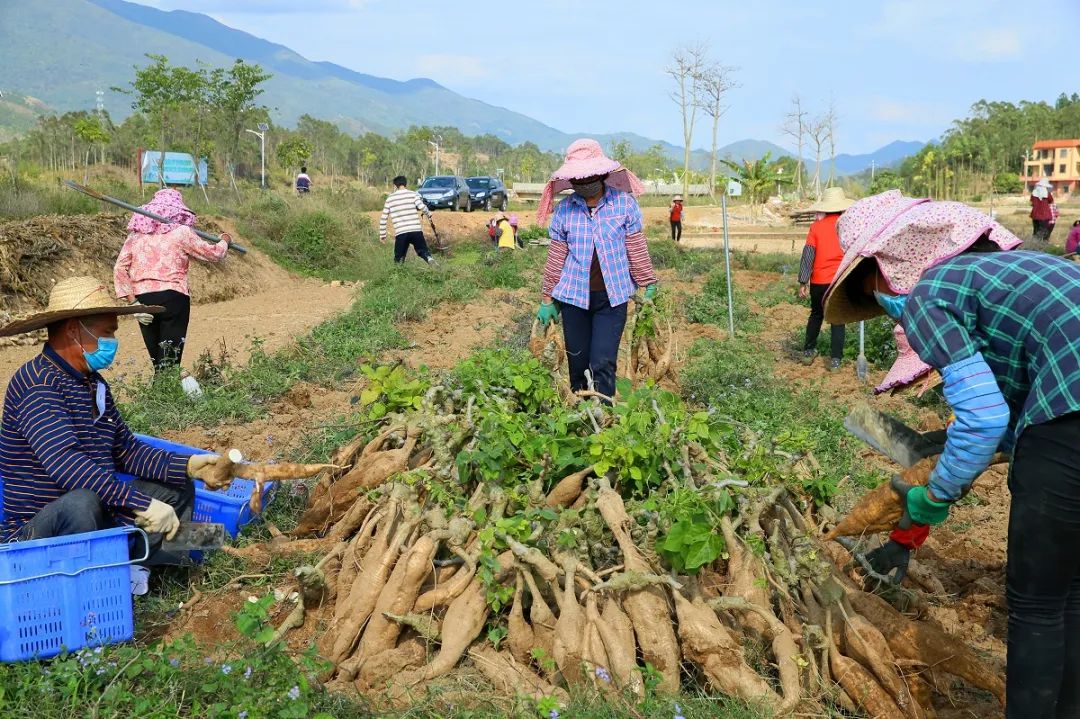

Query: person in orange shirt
left=669, top=195, right=684, bottom=242
left=797, top=187, right=853, bottom=370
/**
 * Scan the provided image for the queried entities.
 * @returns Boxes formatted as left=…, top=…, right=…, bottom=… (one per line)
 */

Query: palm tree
left=720, top=152, right=790, bottom=222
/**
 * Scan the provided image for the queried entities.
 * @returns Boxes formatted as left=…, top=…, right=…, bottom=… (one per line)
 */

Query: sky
left=135, top=0, right=1078, bottom=155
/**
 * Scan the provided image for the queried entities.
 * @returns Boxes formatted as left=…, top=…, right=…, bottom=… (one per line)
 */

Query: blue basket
left=0, top=526, right=145, bottom=661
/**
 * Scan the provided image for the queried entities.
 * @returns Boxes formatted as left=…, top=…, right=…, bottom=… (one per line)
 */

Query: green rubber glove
left=891, top=476, right=951, bottom=526
left=643, top=284, right=658, bottom=301
left=537, top=301, right=559, bottom=327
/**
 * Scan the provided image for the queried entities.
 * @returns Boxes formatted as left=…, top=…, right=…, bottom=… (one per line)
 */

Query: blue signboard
left=140, top=151, right=208, bottom=186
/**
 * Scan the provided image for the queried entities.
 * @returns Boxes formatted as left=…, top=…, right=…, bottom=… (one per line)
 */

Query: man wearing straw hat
left=0, top=277, right=235, bottom=564
left=797, top=186, right=853, bottom=371
left=823, top=190, right=1080, bottom=718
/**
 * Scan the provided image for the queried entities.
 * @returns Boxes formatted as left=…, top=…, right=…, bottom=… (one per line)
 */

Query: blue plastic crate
left=0, top=526, right=144, bottom=661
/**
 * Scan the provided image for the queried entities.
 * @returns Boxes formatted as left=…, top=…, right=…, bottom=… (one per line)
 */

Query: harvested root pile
left=231, top=350, right=1005, bottom=716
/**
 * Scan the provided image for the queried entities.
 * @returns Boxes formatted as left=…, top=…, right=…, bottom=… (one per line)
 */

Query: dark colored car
left=466, top=176, right=508, bottom=211
left=417, top=175, right=471, bottom=211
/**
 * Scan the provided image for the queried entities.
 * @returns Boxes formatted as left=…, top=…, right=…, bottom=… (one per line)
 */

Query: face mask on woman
left=80, top=322, right=119, bottom=372
left=570, top=176, right=605, bottom=199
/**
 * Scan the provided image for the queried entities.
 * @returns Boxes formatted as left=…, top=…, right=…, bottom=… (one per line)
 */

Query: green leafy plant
left=359, top=363, right=428, bottom=418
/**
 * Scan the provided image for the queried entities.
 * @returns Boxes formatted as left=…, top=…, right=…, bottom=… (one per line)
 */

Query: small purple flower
left=548, top=710, right=559, bottom=719
left=244, top=666, right=252, bottom=680
left=674, top=703, right=686, bottom=719
left=239, top=712, right=248, bottom=719
left=169, top=658, right=180, bottom=668
left=266, top=434, right=275, bottom=446
left=204, top=657, right=214, bottom=665
left=594, top=666, right=611, bottom=683
left=287, top=685, right=300, bottom=701
left=221, top=664, right=232, bottom=675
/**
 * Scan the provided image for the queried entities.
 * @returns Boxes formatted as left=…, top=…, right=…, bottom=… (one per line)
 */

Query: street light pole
left=428, top=135, right=443, bottom=176
left=245, top=122, right=269, bottom=190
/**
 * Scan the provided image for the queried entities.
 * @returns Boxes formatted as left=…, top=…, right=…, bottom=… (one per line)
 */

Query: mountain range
left=0, top=0, right=924, bottom=171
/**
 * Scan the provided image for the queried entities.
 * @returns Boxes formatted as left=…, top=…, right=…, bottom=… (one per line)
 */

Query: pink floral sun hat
left=822, top=190, right=1023, bottom=393
left=127, top=188, right=197, bottom=234
left=536, top=139, right=645, bottom=225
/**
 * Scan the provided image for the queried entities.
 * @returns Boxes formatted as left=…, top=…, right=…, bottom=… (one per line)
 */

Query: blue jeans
left=17, top=480, right=196, bottom=566
left=558, top=291, right=628, bottom=399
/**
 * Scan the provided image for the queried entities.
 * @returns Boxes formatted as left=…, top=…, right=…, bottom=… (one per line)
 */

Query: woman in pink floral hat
left=825, top=190, right=1080, bottom=718
left=535, top=139, right=658, bottom=399
left=113, top=188, right=231, bottom=371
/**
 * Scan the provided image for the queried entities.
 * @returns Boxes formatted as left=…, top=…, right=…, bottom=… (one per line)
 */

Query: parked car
left=466, top=176, right=508, bottom=211
left=417, top=175, right=471, bottom=211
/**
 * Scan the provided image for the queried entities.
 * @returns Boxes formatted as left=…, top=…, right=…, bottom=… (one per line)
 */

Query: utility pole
left=870, top=159, right=875, bottom=181
left=245, top=122, right=269, bottom=189
left=428, top=134, right=443, bottom=176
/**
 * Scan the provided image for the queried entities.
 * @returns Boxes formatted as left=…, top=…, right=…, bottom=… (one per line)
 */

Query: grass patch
left=684, top=269, right=759, bottom=333
left=682, top=337, right=884, bottom=502
left=784, top=314, right=898, bottom=367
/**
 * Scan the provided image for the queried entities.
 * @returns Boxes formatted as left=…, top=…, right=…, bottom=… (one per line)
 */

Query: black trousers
left=18, top=479, right=196, bottom=566
left=1006, top=412, right=1080, bottom=718
left=670, top=220, right=682, bottom=242
left=394, top=231, right=432, bottom=263
left=1033, top=219, right=1053, bottom=242
left=135, top=289, right=191, bottom=371
left=804, top=283, right=845, bottom=359
left=558, top=291, right=627, bottom=399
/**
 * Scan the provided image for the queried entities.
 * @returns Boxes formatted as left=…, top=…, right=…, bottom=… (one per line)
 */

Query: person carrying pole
left=535, top=139, right=658, bottom=400
left=379, top=175, right=437, bottom=264
left=797, top=186, right=853, bottom=371
left=113, top=188, right=231, bottom=372
left=823, top=190, right=1080, bottom=719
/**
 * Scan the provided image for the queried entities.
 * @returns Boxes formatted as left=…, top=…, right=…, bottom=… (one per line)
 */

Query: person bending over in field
left=824, top=190, right=1080, bottom=719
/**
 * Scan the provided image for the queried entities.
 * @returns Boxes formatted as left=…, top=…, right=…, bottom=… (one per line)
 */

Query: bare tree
left=696, top=62, right=739, bottom=199
left=807, top=114, right=830, bottom=200
left=780, top=94, right=807, bottom=198
left=667, top=44, right=708, bottom=198
left=824, top=99, right=838, bottom=186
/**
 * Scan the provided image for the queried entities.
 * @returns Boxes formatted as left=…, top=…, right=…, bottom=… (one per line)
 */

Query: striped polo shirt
left=379, top=188, right=432, bottom=239
left=0, top=345, right=190, bottom=540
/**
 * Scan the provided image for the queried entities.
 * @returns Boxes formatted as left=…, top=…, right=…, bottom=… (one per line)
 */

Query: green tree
left=720, top=152, right=790, bottom=221
left=992, top=172, right=1023, bottom=195
left=207, top=59, right=271, bottom=176
left=73, top=115, right=109, bottom=182
left=276, top=136, right=313, bottom=169
left=869, top=169, right=903, bottom=195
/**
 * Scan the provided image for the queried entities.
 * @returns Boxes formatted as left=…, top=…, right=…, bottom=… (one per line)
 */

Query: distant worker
left=1030, top=177, right=1054, bottom=243
left=1066, top=219, right=1080, bottom=257
left=487, top=217, right=498, bottom=247
left=495, top=213, right=516, bottom=252
left=535, top=139, right=658, bottom=399
left=114, top=188, right=231, bottom=371
left=669, top=194, right=684, bottom=242
left=0, top=277, right=240, bottom=565
left=379, top=175, right=437, bottom=264
left=510, top=214, right=523, bottom=248
left=797, top=186, right=853, bottom=371
left=295, top=166, right=312, bottom=195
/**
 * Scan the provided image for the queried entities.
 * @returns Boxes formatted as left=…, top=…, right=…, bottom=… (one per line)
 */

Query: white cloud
left=413, top=54, right=489, bottom=81
left=867, top=0, right=1027, bottom=64
left=957, top=28, right=1022, bottom=61
left=868, top=97, right=951, bottom=128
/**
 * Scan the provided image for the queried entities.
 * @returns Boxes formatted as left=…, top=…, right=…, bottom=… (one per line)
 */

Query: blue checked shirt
left=0, top=345, right=191, bottom=539
left=547, top=187, right=644, bottom=310
left=902, top=251, right=1080, bottom=498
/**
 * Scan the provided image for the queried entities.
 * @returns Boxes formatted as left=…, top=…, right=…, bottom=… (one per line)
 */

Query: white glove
left=134, top=312, right=154, bottom=326
left=134, top=499, right=180, bottom=540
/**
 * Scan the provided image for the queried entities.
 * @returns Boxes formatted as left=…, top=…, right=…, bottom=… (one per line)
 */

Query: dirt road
left=0, top=278, right=356, bottom=395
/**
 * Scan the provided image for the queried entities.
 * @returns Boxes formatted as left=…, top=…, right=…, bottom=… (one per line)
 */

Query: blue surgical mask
left=874, top=292, right=908, bottom=321
left=80, top=323, right=119, bottom=372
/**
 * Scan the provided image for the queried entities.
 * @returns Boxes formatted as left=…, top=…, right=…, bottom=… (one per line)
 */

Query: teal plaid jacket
left=903, top=251, right=1080, bottom=441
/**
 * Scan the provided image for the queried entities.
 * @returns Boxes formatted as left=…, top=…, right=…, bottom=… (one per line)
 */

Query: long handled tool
left=62, top=179, right=247, bottom=255
left=855, top=321, right=868, bottom=382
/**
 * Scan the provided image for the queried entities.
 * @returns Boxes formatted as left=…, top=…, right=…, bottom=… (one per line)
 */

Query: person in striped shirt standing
left=379, top=175, right=437, bottom=264
left=824, top=191, right=1080, bottom=719
left=0, top=277, right=240, bottom=564
left=535, top=139, right=658, bottom=399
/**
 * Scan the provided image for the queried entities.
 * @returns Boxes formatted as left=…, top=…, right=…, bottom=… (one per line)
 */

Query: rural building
left=1024, top=139, right=1080, bottom=195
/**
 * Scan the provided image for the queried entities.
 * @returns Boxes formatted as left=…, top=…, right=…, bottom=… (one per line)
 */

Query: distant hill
left=0, top=92, right=51, bottom=143
left=0, top=0, right=924, bottom=173
left=829, top=140, right=926, bottom=175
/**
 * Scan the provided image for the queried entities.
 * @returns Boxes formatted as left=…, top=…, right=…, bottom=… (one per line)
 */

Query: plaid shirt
left=547, top=188, right=644, bottom=309
left=903, top=251, right=1080, bottom=439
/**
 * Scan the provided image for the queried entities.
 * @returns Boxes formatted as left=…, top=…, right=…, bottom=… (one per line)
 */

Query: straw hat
left=0, top=277, right=163, bottom=337
left=807, top=187, right=853, bottom=213
left=673, top=194, right=683, bottom=202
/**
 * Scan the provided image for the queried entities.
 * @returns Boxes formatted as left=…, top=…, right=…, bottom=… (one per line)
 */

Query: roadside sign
left=140, top=151, right=208, bottom=186
left=727, top=179, right=743, bottom=197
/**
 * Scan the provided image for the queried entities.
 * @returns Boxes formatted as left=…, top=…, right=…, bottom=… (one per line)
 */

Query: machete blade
left=843, top=403, right=946, bottom=468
